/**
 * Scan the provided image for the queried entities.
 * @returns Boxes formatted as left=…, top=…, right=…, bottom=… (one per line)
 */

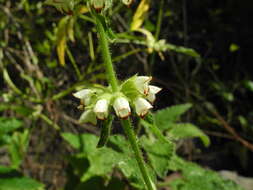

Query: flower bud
left=79, top=109, right=97, bottom=125
left=134, top=97, right=153, bottom=117
left=91, top=0, right=105, bottom=12
left=134, top=76, right=152, bottom=95
left=73, top=89, right=93, bottom=106
left=93, top=99, right=109, bottom=120
left=113, top=97, right=131, bottom=119
left=146, top=85, right=162, bottom=103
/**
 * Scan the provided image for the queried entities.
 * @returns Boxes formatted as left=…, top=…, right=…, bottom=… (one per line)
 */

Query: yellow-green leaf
left=56, top=16, right=75, bottom=66
left=130, top=0, right=150, bottom=31
left=57, top=36, right=67, bottom=66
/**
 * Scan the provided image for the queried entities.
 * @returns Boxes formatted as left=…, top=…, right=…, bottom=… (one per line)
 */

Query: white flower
left=79, top=109, right=97, bottom=125
left=134, top=76, right=152, bottom=95
left=113, top=97, right=131, bottom=119
left=146, top=85, right=162, bottom=103
left=93, top=99, right=109, bottom=120
left=73, top=89, right=93, bottom=106
left=134, top=97, right=153, bottom=117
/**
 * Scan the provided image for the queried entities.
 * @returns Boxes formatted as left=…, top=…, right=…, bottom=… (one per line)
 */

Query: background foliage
left=0, top=0, right=253, bottom=189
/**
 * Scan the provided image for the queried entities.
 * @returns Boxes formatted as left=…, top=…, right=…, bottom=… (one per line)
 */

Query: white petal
left=113, top=97, right=131, bottom=118
left=93, top=99, right=109, bottom=120
left=73, top=89, right=92, bottom=99
left=149, top=85, right=162, bottom=94
left=146, top=93, right=156, bottom=103
left=134, top=76, right=152, bottom=95
left=79, top=110, right=97, bottom=125
left=146, top=85, right=162, bottom=103
left=134, top=97, right=153, bottom=117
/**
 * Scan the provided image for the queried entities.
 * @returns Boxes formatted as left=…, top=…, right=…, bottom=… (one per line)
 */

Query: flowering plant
left=73, top=75, right=162, bottom=123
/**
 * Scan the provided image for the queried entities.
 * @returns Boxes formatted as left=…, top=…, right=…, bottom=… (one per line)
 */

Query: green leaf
left=109, top=135, right=156, bottom=189
left=8, top=130, right=30, bottom=169
left=141, top=136, right=174, bottom=178
left=117, top=157, right=146, bottom=189
left=141, top=116, right=171, bottom=143
left=154, top=104, right=192, bottom=131
left=169, top=123, right=210, bottom=147
left=244, top=80, right=253, bottom=92
left=168, top=157, right=244, bottom=190
left=0, top=177, right=44, bottom=190
left=62, top=133, right=124, bottom=182
left=0, top=167, right=44, bottom=190
left=62, top=133, right=153, bottom=189
left=61, top=133, right=98, bottom=153
left=0, top=117, right=23, bottom=134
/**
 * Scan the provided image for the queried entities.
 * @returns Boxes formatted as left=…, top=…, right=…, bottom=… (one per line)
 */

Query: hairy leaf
left=169, top=123, right=210, bottom=147
left=154, top=104, right=192, bottom=131
left=141, top=136, right=174, bottom=178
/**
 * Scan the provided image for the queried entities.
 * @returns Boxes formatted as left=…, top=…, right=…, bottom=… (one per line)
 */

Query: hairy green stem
left=95, top=13, right=154, bottom=190
left=121, top=119, right=156, bottom=190
left=95, top=16, right=119, bottom=92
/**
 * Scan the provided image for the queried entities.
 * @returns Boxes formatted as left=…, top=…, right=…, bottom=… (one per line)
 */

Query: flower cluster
left=73, top=76, right=162, bottom=124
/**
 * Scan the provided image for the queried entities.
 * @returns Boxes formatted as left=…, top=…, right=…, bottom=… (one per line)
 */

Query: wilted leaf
left=131, top=0, right=150, bottom=31
left=57, top=35, right=67, bottom=66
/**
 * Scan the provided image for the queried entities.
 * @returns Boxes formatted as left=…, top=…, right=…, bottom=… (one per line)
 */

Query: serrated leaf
left=131, top=0, right=150, bottom=31
left=168, top=157, right=244, bottom=190
left=62, top=133, right=124, bottom=182
left=169, top=123, right=210, bottom=147
left=62, top=133, right=155, bottom=189
left=141, top=136, right=174, bottom=178
left=154, top=104, right=192, bottom=131
left=81, top=147, right=123, bottom=182
left=140, top=115, right=171, bottom=143
left=109, top=135, right=156, bottom=190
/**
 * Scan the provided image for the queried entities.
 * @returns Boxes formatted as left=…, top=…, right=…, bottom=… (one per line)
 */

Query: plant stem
left=149, top=0, right=164, bottom=74
left=121, top=119, right=156, bottom=190
left=94, top=13, right=155, bottom=190
left=66, top=47, right=82, bottom=80
left=95, top=16, right=119, bottom=92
